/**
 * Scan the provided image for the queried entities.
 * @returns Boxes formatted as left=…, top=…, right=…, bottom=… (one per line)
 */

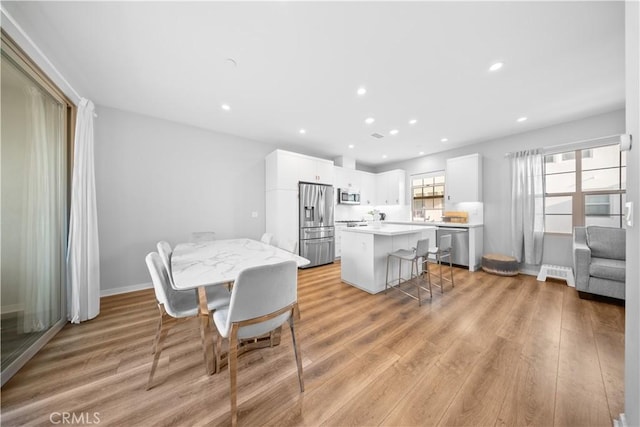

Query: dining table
left=171, top=238, right=310, bottom=374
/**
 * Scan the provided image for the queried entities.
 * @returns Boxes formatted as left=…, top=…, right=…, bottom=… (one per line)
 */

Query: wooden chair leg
left=151, top=304, right=163, bottom=354
left=147, top=311, right=171, bottom=390
left=215, top=332, right=223, bottom=374
left=289, top=313, right=305, bottom=392
left=229, top=327, right=239, bottom=427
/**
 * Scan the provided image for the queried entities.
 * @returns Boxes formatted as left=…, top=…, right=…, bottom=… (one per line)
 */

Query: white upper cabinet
left=375, top=169, right=406, bottom=205
left=334, top=166, right=361, bottom=190
left=334, top=166, right=377, bottom=205
left=359, top=172, right=376, bottom=205
left=445, top=153, right=482, bottom=205
left=266, top=150, right=334, bottom=191
left=299, top=155, right=334, bottom=185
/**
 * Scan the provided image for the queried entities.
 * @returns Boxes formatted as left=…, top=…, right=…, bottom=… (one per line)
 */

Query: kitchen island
left=340, top=224, right=436, bottom=294
left=386, top=221, right=484, bottom=272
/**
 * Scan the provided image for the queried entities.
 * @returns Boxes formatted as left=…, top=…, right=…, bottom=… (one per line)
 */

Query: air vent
left=371, top=133, right=384, bottom=139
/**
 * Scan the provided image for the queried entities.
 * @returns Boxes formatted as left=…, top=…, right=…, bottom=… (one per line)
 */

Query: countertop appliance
left=436, top=227, right=469, bottom=267
left=299, top=182, right=335, bottom=268
left=338, top=188, right=360, bottom=205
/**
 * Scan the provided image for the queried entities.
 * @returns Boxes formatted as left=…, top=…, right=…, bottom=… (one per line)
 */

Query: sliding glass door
left=1, top=32, right=72, bottom=385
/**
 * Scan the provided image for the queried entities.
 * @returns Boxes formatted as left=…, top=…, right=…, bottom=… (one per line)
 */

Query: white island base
left=341, top=225, right=436, bottom=294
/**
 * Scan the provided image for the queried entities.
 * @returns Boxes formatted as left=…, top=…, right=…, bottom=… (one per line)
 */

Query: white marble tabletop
left=171, top=238, right=310, bottom=290
left=340, top=223, right=437, bottom=236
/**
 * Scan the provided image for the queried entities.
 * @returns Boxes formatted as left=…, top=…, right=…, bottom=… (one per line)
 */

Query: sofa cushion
left=586, top=226, right=626, bottom=260
left=589, top=257, right=626, bottom=282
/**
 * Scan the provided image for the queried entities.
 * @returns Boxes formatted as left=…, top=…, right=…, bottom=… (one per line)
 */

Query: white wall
left=624, top=1, right=639, bottom=423
left=378, top=109, right=626, bottom=272
left=94, top=107, right=276, bottom=292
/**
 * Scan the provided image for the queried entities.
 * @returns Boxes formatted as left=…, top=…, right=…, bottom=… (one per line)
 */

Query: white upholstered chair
left=260, top=233, right=274, bottom=245
left=145, top=251, right=230, bottom=389
left=385, top=238, right=432, bottom=305
left=427, top=234, right=454, bottom=292
left=211, top=260, right=304, bottom=426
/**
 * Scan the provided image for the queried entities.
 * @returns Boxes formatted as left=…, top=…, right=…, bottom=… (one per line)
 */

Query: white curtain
left=67, top=98, right=100, bottom=323
left=21, top=88, right=64, bottom=332
left=510, top=149, right=545, bottom=264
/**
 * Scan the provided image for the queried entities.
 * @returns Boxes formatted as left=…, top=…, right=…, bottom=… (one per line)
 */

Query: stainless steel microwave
left=338, top=188, right=360, bottom=205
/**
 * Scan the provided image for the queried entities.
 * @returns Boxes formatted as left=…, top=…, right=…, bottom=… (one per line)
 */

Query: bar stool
left=385, top=238, right=432, bottom=306
left=427, top=234, right=454, bottom=292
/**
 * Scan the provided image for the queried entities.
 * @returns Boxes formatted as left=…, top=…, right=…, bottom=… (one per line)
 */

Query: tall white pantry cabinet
left=265, top=150, right=334, bottom=251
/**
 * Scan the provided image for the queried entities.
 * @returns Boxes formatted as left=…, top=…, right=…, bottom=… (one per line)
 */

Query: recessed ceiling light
left=365, top=117, right=375, bottom=124
left=419, top=151, right=425, bottom=155
left=221, top=104, right=231, bottom=111
left=382, top=154, right=388, bottom=159
left=489, top=62, right=504, bottom=72
left=299, top=129, right=306, bottom=134
left=517, top=116, right=528, bottom=122
left=390, top=129, right=399, bottom=136
left=409, top=119, right=418, bottom=125
left=348, top=144, right=355, bottom=149
left=441, top=138, right=448, bottom=142
left=357, top=87, right=367, bottom=96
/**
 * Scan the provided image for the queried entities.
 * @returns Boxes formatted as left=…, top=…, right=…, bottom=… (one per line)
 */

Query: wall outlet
left=251, top=211, right=258, bottom=218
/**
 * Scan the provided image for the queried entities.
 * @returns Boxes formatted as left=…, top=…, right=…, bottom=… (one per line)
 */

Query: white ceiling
left=3, top=1, right=625, bottom=167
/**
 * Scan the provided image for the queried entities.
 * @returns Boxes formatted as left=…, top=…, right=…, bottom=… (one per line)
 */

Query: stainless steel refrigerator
left=299, top=182, right=335, bottom=268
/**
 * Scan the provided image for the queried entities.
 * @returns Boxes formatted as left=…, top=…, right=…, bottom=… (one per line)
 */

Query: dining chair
left=211, top=260, right=303, bottom=426
left=427, top=234, right=454, bottom=292
left=157, top=241, right=174, bottom=283
left=190, top=231, right=216, bottom=243
left=385, top=238, right=432, bottom=305
left=260, top=233, right=274, bottom=245
left=145, top=252, right=230, bottom=390
left=278, top=239, right=298, bottom=254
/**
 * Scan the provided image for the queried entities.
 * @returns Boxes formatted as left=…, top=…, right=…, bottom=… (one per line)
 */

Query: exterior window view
left=411, top=172, right=445, bottom=221
left=544, top=144, right=627, bottom=233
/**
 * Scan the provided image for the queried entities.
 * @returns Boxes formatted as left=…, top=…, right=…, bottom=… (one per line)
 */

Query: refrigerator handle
left=319, top=187, right=324, bottom=223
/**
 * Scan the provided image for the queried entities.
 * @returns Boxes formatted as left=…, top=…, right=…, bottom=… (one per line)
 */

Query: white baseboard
left=100, top=282, right=153, bottom=297
left=1, top=303, right=24, bottom=314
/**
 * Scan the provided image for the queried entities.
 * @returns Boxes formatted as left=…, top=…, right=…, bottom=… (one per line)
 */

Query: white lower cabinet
left=334, top=224, right=346, bottom=258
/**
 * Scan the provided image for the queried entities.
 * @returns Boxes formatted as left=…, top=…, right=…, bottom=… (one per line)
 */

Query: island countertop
left=384, top=221, right=484, bottom=228
left=340, top=223, right=437, bottom=236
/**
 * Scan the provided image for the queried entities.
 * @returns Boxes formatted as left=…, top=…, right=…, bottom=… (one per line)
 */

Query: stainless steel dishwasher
left=436, top=227, right=469, bottom=267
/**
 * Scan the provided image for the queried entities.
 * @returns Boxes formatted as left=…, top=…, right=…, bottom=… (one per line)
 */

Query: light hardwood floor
left=1, top=262, right=624, bottom=426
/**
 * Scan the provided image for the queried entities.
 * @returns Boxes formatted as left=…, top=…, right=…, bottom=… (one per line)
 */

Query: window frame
left=410, top=171, right=445, bottom=222
left=543, top=145, right=626, bottom=235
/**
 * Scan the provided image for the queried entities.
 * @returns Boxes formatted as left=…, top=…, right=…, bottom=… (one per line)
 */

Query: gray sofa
left=573, top=226, right=626, bottom=300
